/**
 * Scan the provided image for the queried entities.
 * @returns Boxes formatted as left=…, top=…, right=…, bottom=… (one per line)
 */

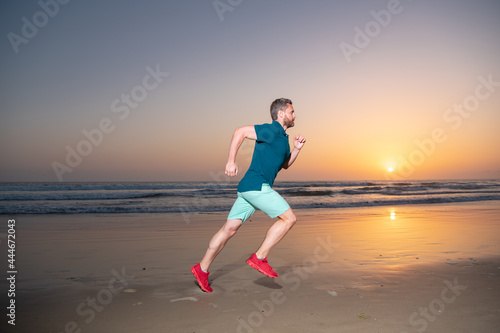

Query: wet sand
left=1, top=201, right=499, bottom=332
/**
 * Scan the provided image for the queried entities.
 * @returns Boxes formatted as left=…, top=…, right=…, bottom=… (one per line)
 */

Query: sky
left=1, top=0, right=499, bottom=182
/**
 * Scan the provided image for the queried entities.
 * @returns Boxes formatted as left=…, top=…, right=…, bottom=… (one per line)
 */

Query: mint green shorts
left=227, top=184, right=290, bottom=223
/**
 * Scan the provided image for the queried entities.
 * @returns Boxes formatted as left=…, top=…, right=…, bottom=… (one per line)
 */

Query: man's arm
left=225, top=125, right=257, bottom=177
left=282, top=134, right=306, bottom=169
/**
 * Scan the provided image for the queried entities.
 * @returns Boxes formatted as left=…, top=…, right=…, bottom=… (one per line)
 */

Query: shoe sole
left=246, top=259, right=278, bottom=278
left=191, top=267, right=213, bottom=293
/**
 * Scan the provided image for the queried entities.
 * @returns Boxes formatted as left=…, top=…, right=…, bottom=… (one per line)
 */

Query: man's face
left=282, top=104, right=296, bottom=128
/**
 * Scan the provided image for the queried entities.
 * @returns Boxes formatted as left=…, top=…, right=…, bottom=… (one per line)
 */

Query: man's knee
left=223, top=219, right=241, bottom=237
left=281, top=210, right=297, bottom=227
left=225, top=227, right=238, bottom=237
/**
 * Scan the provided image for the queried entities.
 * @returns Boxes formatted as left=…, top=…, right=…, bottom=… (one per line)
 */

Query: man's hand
left=282, top=135, right=306, bottom=169
left=224, top=126, right=256, bottom=177
left=225, top=161, right=238, bottom=177
left=294, top=135, right=306, bottom=150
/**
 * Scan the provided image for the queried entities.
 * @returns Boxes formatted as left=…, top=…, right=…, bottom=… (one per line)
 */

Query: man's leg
left=200, top=219, right=242, bottom=271
left=255, top=208, right=296, bottom=259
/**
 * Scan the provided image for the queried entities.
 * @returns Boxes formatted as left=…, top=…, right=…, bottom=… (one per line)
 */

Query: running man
left=191, top=98, right=306, bottom=292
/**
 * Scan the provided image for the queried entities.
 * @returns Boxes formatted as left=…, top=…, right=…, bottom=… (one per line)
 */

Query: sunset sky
left=1, top=0, right=499, bottom=182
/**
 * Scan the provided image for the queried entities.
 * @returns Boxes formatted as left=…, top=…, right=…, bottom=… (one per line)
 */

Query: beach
left=3, top=0, right=500, bottom=332
left=1, top=201, right=499, bottom=332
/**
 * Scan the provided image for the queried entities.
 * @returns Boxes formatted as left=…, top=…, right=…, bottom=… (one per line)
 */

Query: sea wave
left=1, top=180, right=498, bottom=214
left=0, top=182, right=236, bottom=192
left=1, top=193, right=499, bottom=215
left=0, top=189, right=235, bottom=202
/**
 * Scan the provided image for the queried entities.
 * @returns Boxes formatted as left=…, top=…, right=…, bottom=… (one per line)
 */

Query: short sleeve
left=255, top=124, right=275, bottom=143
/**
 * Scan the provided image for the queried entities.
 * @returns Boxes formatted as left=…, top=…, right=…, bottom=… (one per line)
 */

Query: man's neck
left=276, top=119, right=288, bottom=131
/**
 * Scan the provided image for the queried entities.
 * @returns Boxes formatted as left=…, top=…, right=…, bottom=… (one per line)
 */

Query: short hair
left=270, top=98, right=292, bottom=120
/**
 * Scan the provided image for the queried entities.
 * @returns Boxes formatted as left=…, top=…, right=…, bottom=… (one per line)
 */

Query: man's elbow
left=234, top=127, right=245, bottom=139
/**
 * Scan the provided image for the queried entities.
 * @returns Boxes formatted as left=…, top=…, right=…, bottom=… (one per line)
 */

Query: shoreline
left=2, top=195, right=499, bottom=216
left=2, top=179, right=499, bottom=215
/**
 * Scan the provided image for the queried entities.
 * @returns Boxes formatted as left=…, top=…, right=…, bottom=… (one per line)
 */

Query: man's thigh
left=241, top=184, right=290, bottom=219
left=227, top=195, right=256, bottom=223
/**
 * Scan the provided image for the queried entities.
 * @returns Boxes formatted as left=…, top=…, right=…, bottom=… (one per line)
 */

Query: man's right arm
left=225, top=125, right=257, bottom=177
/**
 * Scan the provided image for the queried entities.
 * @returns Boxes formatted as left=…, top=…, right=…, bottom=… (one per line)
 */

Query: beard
left=284, top=118, right=295, bottom=128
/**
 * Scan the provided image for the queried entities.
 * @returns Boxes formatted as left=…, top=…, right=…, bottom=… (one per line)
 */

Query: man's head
left=270, top=98, right=295, bottom=129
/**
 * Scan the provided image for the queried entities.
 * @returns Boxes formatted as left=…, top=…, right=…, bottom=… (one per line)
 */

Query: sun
left=387, top=167, right=394, bottom=172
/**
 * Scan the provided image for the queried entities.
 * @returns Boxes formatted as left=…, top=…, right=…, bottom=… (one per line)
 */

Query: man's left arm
left=282, top=135, right=306, bottom=169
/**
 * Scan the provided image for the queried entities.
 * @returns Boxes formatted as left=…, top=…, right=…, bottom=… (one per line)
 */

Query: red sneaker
left=191, top=263, right=213, bottom=293
left=246, top=253, right=278, bottom=278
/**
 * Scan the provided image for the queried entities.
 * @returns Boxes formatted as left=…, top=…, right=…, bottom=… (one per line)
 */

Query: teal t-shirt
left=237, top=121, right=291, bottom=192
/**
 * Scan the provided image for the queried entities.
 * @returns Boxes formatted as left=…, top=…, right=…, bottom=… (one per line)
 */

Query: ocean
left=1, top=179, right=499, bottom=215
